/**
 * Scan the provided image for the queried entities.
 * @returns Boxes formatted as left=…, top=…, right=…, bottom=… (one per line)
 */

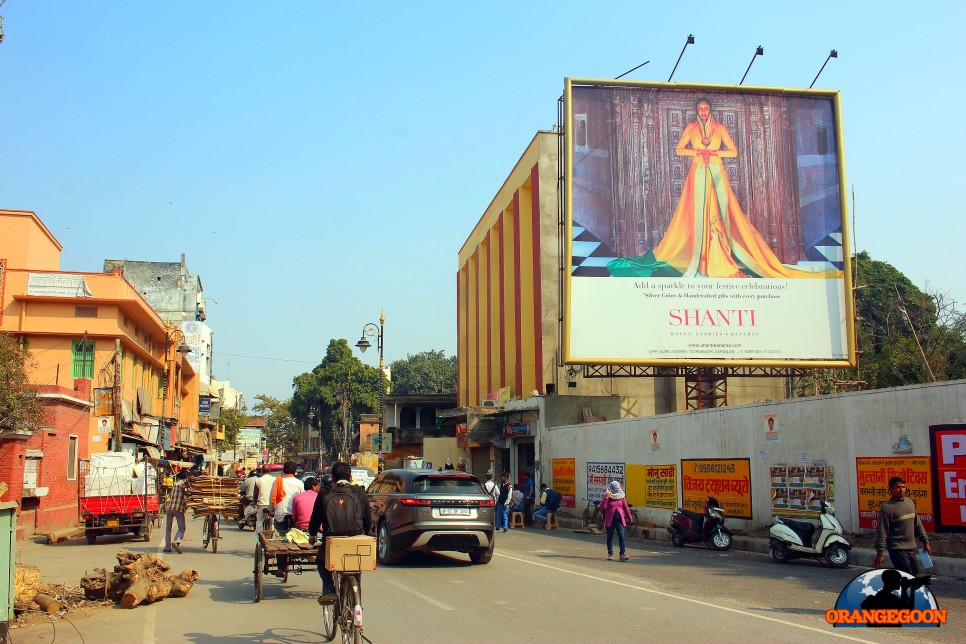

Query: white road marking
left=387, top=579, right=455, bottom=611
left=495, top=552, right=874, bottom=643
left=141, top=602, right=157, bottom=643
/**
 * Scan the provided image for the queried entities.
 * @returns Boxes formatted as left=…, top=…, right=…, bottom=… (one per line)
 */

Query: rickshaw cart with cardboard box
left=253, top=530, right=319, bottom=602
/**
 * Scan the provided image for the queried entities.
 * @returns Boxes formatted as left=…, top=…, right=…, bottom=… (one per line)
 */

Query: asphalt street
left=10, top=518, right=966, bottom=643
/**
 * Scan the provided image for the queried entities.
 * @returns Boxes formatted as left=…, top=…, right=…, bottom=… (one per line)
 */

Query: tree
left=218, top=406, right=248, bottom=461
left=290, top=339, right=383, bottom=458
left=0, top=333, right=46, bottom=435
left=799, top=252, right=966, bottom=394
left=251, top=395, right=301, bottom=462
left=389, top=350, right=456, bottom=395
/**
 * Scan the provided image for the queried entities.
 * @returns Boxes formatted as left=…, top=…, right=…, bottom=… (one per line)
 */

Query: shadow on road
left=183, top=627, right=326, bottom=643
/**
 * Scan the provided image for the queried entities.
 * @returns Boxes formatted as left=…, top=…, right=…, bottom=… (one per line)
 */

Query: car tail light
left=399, top=498, right=432, bottom=506
left=478, top=499, right=494, bottom=507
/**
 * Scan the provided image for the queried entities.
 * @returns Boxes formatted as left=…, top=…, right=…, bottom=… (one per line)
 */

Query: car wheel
left=671, top=534, right=686, bottom=547
left=771, top=545, right=790, bottom=563
left=824, top=543, right=850, bottom=568
left=85, top=530, right=96, bottom=545
left=470, top=537, right=495, bottom=565
left=377, top=521, right=401, bottom=565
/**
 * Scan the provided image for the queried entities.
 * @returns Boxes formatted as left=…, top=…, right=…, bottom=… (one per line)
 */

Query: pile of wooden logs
left=81, top=551, right=199, bottom=609
left=186, top=475, right=240, bottom=517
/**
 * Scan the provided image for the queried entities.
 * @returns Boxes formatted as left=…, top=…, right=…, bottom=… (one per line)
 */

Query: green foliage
left=851, top=251, right=966, bottom=389
left=218, top=406, right=248, bottom=456
left=290, top=339, right=384, bottom=457
left=389, top=350, right=456, bottom=395
left=252, top=394, right=302, bottom=461
left=0, top=333, right=47, bottom=435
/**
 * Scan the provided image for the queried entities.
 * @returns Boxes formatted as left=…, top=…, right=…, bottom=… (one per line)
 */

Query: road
left=12, top=518, right=966, bottom=643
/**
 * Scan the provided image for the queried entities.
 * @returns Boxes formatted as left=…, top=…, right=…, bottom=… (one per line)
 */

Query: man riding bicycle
left=308, top=461, right=371, bottom=604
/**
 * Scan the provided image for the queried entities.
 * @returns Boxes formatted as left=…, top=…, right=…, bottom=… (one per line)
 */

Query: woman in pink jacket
left=600, top=481, right=631, bottom=561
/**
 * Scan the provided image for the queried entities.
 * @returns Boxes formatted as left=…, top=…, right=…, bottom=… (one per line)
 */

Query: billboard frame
left=562, top=77, right=856, bottom=368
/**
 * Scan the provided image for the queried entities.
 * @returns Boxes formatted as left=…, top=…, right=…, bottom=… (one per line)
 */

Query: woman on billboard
left=608, top=99, right=840, bottom=279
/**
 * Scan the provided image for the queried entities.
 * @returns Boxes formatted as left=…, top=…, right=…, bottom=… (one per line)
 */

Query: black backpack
left=324, top=484, right=364, bottom=536
left=546, top=489, right=562, bottom=512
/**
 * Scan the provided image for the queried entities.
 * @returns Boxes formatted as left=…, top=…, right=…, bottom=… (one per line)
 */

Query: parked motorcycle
left=668, top=496, right=733, bottom=550
left=769, top=500, right=851, bottom=568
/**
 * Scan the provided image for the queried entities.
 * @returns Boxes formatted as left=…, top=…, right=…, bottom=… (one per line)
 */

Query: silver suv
left=366, top=469, right=495, bottom=565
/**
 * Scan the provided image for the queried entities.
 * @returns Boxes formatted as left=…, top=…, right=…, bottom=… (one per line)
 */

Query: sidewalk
left=552, top=517, right=966, bottom=579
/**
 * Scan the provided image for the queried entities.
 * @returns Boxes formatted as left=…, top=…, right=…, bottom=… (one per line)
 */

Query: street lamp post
left=160, top=325, right=192, bottom=454
left=355, top=310, right=385, bottom=465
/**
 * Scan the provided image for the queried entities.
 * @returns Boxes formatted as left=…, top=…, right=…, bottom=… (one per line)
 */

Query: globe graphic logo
left=832, top=569, right=940, bottom=628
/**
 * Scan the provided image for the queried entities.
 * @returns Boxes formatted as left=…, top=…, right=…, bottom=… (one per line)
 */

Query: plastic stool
left=545, top=513, right=559, bottom=530
left=510, top=512, right=525, bottom=528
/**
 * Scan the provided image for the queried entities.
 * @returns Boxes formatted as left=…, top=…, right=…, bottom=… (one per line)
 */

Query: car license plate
left=439, top=508, right=471, bottom=516
left=106, top=518, right=120, bottom=527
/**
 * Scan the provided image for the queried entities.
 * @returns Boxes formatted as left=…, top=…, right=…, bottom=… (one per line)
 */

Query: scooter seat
left=680, top=510, right=704, bottom=522
left=782, top=518, right=816, bottom=546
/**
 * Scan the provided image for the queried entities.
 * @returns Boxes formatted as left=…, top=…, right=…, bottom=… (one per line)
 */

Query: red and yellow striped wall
left=457, top=133, right=556, bottom=408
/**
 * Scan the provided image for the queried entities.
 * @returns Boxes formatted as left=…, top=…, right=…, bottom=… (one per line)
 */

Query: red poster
left=931, top=425, right=966, bottom=532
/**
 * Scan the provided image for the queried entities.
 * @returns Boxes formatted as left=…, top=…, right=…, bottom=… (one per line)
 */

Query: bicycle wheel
left=321, top=584, right=336, bottom=641
left=592, top=508, right=604, bottom=528
left=212, top=517, right=219, bottom=553
left=582, top=504, right=592, bottom=528
left=339, top=575, right=362, bottom=644
left=202, top=516, right=211, bottom=549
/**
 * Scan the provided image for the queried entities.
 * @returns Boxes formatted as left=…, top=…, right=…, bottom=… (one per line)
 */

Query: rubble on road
left=81, top=550, right=200, bottom=609
left=12, top=564, right=113, bottom=628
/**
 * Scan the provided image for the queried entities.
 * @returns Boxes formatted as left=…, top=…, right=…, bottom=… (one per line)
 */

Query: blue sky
left=2, top=2, right=964, bottom=402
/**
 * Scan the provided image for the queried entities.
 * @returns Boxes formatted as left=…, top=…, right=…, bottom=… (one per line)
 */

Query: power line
left=214, top=351, right=318, bottom=364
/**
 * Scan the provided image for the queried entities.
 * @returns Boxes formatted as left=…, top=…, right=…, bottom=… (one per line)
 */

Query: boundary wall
left=542, top=380, right=966, bottom=534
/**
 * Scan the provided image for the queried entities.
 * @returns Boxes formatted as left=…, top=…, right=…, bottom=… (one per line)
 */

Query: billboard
left=930, top=425, right=966, bottom=532
left=563, top=79, right=855, bottom=366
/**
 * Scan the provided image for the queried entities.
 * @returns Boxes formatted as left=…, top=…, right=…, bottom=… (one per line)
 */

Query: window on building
left=67, top=436, right=78, bottom=480
left=71, top=340, right=95, bottom=378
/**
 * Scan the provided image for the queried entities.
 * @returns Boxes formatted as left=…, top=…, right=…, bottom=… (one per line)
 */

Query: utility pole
left=113, top=339, right=122, bottom=452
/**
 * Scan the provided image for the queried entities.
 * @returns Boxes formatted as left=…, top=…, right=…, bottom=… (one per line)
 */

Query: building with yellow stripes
left=457, top=133, right=788, bottom=418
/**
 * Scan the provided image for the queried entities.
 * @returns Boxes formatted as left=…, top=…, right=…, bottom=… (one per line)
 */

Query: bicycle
left=202, top=514, right=220, bottom=553
left=581, top=498, right=603, bottom=528
left=321, top=570, right=364, bottom=644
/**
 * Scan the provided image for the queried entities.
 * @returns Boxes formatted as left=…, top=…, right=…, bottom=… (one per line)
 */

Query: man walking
left=522, top=472, right=536, bottom=526
left=874, top=476, right=931, bottom=575
left=163, top=470, right=188, bottom=554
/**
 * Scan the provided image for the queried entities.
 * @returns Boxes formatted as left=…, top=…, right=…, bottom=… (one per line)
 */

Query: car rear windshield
left=411, top=476, right=483, bottom=495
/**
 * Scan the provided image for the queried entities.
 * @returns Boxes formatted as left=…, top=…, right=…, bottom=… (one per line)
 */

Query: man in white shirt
left=254, top=466, right=276, bottom=533
left=269, top=461, right=305, bottom=536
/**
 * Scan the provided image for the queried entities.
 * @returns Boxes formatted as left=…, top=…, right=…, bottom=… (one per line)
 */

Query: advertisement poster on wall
left=681, top=458, right=752, bottom=519
left=764, top=414, right=780, bottom=442
left=551, top=458, right=576, bottom=508
left=770, top=464, right=834, bottom=518
left=644, top=464, right=677, bottom=510
left=587, top=462, right=625, bottom=503
left=93, top=388, right=113, bottom=416
left=856, top=456, right=934, bottom=532
left=929, top=425, right=966, bottom=531
left=563, top=80, right=854, bottom=366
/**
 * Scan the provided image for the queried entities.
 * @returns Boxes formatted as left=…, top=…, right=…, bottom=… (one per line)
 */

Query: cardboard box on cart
left=324, top=536, right=377, bottom=572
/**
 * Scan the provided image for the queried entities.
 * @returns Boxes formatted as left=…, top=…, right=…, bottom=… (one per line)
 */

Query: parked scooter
left=668, top=496, right=733, bottom=550
left=769, top=500, right=851, bottom=568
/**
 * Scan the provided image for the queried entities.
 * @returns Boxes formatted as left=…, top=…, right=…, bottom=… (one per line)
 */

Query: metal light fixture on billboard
left=615, top=60, right=650, bottom=80
left=739, top=46, right=764, bottom=85
left=567, top=367, right=579, bottom=389
left=667, top=34, right=695, bottom=82
left=809, top=49, right=839, bottom=89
